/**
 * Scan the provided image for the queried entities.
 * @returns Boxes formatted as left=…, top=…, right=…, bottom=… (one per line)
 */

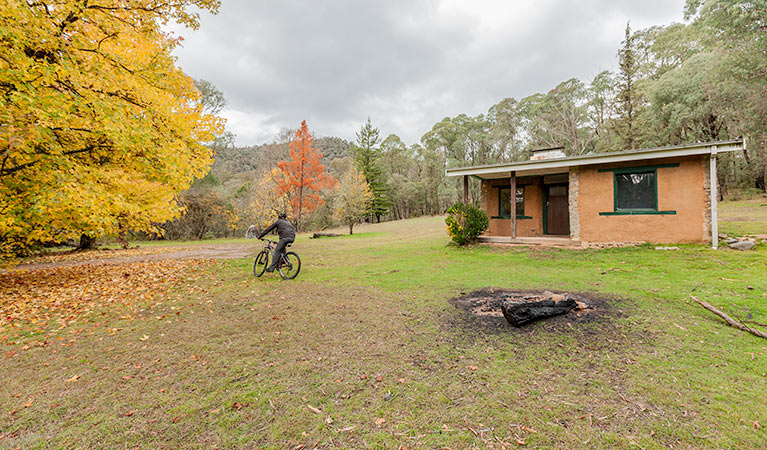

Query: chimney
left=530, top=146, right=566, bottom=160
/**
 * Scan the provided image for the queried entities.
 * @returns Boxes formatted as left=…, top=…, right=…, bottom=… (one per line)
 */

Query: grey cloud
left=173, top=0, right=685, bottom=145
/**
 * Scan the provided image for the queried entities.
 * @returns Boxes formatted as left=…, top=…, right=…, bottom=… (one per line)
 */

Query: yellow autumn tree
left=0, top=0, right=223, bottom=256
left=333, top=166, right=372, bottom=235
left=250, top=168, right=293, bottom=232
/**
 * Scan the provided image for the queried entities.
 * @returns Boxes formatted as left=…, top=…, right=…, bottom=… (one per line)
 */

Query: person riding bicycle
left=257, top=212, right=296, bottom=273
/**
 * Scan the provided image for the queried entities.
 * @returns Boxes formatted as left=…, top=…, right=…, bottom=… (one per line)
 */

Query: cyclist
left=257, top=212, right=296, bottom=273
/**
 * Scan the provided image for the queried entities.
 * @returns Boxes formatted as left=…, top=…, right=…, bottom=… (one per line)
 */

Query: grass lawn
left=719, top=195, right=767, bottom=236
left=2, top=209, right=766, bottom=449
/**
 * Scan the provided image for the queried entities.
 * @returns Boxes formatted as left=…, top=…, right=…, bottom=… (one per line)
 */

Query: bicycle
left=253, top=239, right=301, bottom=280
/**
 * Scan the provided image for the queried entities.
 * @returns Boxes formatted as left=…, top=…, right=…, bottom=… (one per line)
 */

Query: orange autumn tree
left=277, top=121, right=336, bottom=230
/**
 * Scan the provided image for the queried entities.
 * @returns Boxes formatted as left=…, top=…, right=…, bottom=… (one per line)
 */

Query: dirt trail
left=9, top=243, right=259, bottom=272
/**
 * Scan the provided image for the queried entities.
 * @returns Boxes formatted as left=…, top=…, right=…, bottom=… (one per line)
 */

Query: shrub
left=445, top=202, right=489, bottom=245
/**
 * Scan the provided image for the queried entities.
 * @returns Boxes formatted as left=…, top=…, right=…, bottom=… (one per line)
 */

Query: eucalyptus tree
left=519, top=79, right=596, bottom=156
left=684, top=0, right=767, bottom=190
left=487, top=97, right=523, bottom=161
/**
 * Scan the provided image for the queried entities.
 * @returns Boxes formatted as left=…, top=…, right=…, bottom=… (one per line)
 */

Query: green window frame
left=492, top=186, right=531, bottom=219
left=598, top=164, right=678, bottom=216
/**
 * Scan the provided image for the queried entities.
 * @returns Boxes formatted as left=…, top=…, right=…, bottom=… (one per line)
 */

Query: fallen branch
left=743, top=319, right=767, bottom=329
left=691, top=296, right=767, bottom=339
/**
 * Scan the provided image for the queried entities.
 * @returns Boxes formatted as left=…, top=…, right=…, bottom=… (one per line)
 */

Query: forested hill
left=210, top=136, right=351, bottom=179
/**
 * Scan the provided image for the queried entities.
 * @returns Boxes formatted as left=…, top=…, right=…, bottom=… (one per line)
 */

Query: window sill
left=599, top=210, right=676, bottom=216
left=491, top=215, right=533, bottom=220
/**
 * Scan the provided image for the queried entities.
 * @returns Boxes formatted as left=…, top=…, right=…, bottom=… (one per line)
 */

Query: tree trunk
left=349, top=223, right=354, bottom=235
left=77, top=233, right=97, bottom=250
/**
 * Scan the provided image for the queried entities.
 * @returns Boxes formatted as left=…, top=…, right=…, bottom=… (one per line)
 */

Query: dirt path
left=9, top=243, right=259, bottom=272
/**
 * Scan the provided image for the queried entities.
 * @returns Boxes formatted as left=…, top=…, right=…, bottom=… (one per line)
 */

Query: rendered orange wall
left=484, top=181, right=543, bottom=237
left=578, top=156, right=707, bottom=243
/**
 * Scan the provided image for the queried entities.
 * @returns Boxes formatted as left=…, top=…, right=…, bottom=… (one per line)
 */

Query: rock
left=655, top=246, right=679, bottom=250
left=725, top=238, right=738, bottom=244
left=549, top=293, right=566, bottom=302
left=718, top=233, right=728, bottom=239
left=245, top=225, right=260, bottom=239
left=575, top=301, right=589, bottom=310
left=729, top=240, right=756, bottom=251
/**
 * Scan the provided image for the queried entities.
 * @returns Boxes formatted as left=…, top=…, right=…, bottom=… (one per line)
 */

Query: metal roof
left=445, top=139, right=745, bottom=179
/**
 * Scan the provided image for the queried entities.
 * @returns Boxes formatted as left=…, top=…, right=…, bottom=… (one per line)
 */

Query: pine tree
left=352, top=118, right=391, bottom=222
left=276, top=121, right=336, bottom=231
left=616, top=22, right=640, bottom=149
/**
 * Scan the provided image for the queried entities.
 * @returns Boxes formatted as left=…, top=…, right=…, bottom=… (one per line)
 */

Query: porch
left=477, top=235, right=580, bottom=247
left=462, top=169, right=573, bottom=241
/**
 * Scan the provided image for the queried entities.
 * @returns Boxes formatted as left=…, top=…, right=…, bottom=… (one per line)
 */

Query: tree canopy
left=0, top=0, right=224, bottom=256
left=277, top=121, right=336, bottom=230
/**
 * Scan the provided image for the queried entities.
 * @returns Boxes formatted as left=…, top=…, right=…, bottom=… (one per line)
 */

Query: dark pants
left=267, top=238, right=293, bottom=271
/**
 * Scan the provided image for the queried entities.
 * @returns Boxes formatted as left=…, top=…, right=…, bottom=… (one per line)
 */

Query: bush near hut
left=445, top=202, right=489, bottom=245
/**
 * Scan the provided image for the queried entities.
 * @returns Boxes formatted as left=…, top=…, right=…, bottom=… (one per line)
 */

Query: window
left=615, top=171, right=656, bottom=211
left=598, top=163, right=678, bottom=216
left=498, top=187, right=524, bottom=218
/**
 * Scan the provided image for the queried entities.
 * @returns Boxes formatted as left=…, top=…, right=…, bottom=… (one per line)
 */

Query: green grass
left=719, top=195, right=767, bottom=236
left=2, top=210, right=767, bottom=449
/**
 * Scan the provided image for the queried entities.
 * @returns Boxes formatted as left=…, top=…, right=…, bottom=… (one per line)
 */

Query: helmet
left=278, top=212, right=287, bottom=219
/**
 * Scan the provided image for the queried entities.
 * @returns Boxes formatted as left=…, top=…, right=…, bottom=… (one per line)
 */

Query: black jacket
left=258, top=218, right=295, bottom=240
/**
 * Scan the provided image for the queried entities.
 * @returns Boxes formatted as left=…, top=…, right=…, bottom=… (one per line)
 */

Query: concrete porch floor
left=477, top=235, right=580, bottom=247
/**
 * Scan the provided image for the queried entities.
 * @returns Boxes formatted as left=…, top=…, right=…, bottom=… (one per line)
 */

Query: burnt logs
left=501, top=292, right=577, bottom=327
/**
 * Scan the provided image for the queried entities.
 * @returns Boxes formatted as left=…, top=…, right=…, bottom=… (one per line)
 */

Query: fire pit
left=451, top=289, right=594, bottom=327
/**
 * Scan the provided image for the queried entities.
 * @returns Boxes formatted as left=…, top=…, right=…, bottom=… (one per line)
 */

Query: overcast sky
left=171, top=0, right=687, bottom=146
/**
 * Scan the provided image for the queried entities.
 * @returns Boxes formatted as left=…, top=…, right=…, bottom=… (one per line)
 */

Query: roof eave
left=445, top=139, right=744, bottom=178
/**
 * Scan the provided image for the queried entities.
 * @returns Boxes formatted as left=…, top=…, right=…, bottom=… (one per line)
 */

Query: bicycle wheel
left=278, top=251, right=301, bottom=280
left=253, top=250, right=269, bottom=277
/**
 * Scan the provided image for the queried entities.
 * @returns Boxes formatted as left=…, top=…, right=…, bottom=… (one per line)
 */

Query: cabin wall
left=578, top=156, right=708, bottom=244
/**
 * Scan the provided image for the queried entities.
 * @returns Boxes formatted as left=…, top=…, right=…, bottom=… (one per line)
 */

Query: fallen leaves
left=22, top=247, right=176, bottom=266
left=307, top=404, right=322, bottom=414
left=0, top=259, right=214, bottom=334
left=65, top=374, right=80, bottom=383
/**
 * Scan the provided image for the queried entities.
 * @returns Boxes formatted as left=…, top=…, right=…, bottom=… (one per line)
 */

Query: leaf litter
left=0, top=259, right=214, bottom=340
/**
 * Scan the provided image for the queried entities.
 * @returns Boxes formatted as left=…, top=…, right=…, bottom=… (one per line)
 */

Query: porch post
left=710, top=146, right=718, bottom=249
left=463, top=175, right=469, bottom=204
left=510, top=171, right=517, bottom=240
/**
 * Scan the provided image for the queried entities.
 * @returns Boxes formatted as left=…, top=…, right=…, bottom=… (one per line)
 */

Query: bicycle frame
left=261, top=239, right=289, bottom=266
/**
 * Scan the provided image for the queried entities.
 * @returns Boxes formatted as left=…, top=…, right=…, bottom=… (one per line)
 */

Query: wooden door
left=546, top=184, right=569, bottom=235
